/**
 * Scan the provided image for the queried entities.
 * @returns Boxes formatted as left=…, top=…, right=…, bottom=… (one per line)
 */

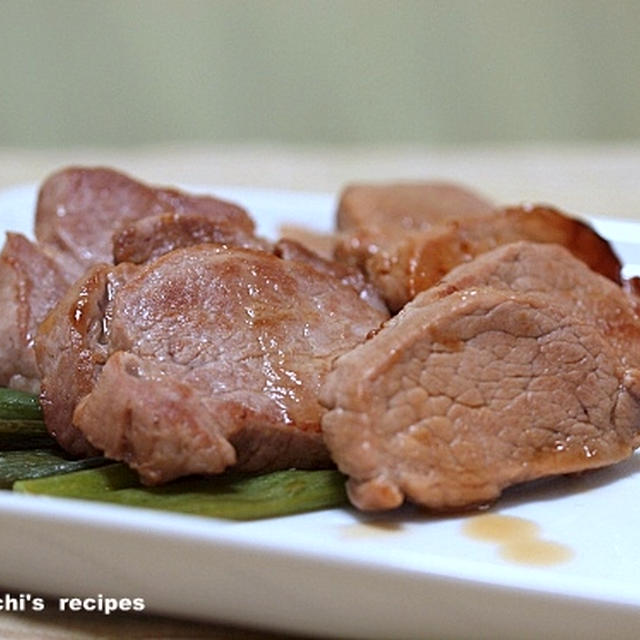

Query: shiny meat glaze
left=0, top=167, right=260, bottom=393
left=36, top=245, right=387, bottom=483
left=334, top=181, right=495, bottom=276
left=273, top=238, right=388, bottom=313
left=338, top=203, right=622, bottom=312
left=35, top=166, right=254, bottom=278
left=321, top=242, right=640, bottom=511
left=332, top=182, right=620, bottom=312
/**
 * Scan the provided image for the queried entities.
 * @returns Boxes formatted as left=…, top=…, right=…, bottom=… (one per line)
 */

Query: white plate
left=1, top=183, right=640, bottom=640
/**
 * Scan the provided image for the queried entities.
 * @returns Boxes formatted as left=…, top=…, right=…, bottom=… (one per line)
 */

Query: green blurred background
left=1, top=0, right=639, bottom=148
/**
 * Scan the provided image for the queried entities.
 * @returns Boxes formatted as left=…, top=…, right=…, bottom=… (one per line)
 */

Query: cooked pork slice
left=113, top=212, right=270, bottom=264
left=0, top=168, right=256, bottom=392
left=36, top=166, right=254, bottom=278
left=274, top=239, right=388, bottom=313
left=320, top=242, right=640, bottom=511
left=351, top=205, right=622, bottom=312
left=334, top=182, right=495, bottom=276
left=113, top=219, right=389, bottom=312
left=36, top=245, right=387, bottom=483
left=337, top=181, right=495, bottom=233
left=0, top=233, right=70, bottom=392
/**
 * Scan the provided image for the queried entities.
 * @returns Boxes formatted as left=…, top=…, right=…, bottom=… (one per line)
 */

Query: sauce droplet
left=463, top=514, right=538, bottom=542
left=342, top=520, right=403, bottom=539
left=500, top=538, right=573, bottom=566
left=462, top=514, right=573, bottom=567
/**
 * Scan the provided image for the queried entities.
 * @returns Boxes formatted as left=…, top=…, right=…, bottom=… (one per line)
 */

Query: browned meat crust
left=349, top=205, right=623, bottom=311
left=333, top=182, right=621, bottom=312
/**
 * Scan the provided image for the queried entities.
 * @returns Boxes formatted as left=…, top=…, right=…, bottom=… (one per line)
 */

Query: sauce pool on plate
left=463, top=513, right=574, bottom=566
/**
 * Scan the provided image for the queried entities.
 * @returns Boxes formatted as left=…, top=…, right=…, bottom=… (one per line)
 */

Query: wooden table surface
left=0, top=142, right=638, bottom=639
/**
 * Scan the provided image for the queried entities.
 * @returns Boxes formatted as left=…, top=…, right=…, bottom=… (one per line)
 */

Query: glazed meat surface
left=273, top=239, right=388, bottom=313
left=320, top=242, right=640, bottom=511
left=0, top=167, right=258, bottom=391
left=35, top=166, right=254, bottom=278
left=338, top=203, right=622, bottom=312
left=36, top=245, right=387, bottom=481
left=335, top=181, right=495, bottom=280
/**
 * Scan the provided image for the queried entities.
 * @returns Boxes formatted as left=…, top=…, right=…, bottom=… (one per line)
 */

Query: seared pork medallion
left=334, top=183, right=621, bottom=311
left=334, top=181, right=494, bottom=274
left=36, top=166, right=254, bottom=278
left=0, top=167, right=259, bottom=393
left=35, top=245, right=387, bottom=482
left=2, top=168, right=638, bottom=513
left=359, top=205, right=623, bottom=312
left=321, top=242, right=640, bottom=511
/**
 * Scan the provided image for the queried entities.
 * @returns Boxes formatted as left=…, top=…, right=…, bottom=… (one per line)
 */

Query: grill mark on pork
left=320, top=242, right=640, bottom=511
left=36, top=245, right=387, bottom=483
